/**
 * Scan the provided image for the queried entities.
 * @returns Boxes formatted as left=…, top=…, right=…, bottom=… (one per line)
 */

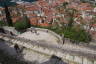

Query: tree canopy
left=0, top=21, right=6, bottom=27
left=14, top=16, right=31, bottom=30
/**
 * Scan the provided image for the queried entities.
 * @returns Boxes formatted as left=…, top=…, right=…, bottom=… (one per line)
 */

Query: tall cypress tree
left=24, top=15, right=31, bottom=28
left=4, top=3, right=13, bottom=26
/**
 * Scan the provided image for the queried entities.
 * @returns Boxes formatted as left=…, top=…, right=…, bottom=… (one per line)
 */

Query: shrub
left=0, top=21, right=6, bottom=27
left=63, top=27, right=91, bottom=43
left=14, top=16, right=30, bottom=30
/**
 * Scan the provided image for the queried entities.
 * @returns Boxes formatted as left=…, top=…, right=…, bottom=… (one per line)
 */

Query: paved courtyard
left=18, top=30, right=59, bottom=45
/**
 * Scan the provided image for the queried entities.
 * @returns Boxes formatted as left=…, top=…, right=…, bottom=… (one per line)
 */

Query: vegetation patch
left=14, top=16, right=31, bottom=31
left=0, top=21, right=7, bottom=27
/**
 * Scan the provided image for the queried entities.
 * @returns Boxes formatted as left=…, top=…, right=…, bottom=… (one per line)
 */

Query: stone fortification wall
left=28, top=27, right=63, bottom=44
left=0, top=33, right=96, bottom=64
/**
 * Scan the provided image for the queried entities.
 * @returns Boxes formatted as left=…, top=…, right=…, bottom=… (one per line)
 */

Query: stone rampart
left=0, top=33, right=96, bottom=64
left=28, top=27, right=63, bottom=44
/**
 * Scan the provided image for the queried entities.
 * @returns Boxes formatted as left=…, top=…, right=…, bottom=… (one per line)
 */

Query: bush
left=63, top=27, right=91, bottom=43
left=0, top=21, right=6, bottom=27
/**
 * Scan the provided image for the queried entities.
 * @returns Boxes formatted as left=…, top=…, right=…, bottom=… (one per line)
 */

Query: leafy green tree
left=0, top=21, right=6, bottom=27
left=63, top=26, right=91, bottom=43
left=24, top=15, right=31, bottom=27
left=63, top=2, right=68, bottom=9
left=65, top=8, right=77, bottom=28
left=14, top=16, right=31, bottom=30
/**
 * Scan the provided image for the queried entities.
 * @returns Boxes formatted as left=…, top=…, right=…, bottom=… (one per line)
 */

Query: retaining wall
left=28, top=27, right=63, bottom=44
left=0, top=33, right=96, bottom=64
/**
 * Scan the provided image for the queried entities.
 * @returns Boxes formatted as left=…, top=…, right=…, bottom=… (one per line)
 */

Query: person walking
left=61, top=34, right=65, bottom=44
left=14, top=44, right=20, bottom=54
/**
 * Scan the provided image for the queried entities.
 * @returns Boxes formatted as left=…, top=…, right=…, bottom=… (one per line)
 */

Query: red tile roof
left=25, top=5, right=39, bottom=11
left=37, top=0, right=49, bottom=7
left=12, top=16, right=22, bottom=23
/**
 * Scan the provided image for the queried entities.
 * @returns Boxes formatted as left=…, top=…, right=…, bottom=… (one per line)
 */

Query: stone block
left=87, top=60, right=94, bottom=64
left=74, top=56, right=82, bottom=64
left=94, top=61, right=96, bottom=64
left=83, top=58, right=88, bottom=64
left=65, top=54, right=74, bottom=61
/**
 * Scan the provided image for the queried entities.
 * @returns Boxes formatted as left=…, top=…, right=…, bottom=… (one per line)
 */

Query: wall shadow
left=0, top=38, right=68, bottom=64
left=0, top=38, right=38, bottom=64
left=0, top=38, right=29, bottom=64
left=0, top=38, right=17, bottom=56
left=40, top=55, right=68, bottom=64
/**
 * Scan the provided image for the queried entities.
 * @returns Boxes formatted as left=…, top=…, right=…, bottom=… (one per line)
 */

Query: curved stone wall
left=0, top=33, right=96, bottom=64
left=28, top=27, right=63, bottom=44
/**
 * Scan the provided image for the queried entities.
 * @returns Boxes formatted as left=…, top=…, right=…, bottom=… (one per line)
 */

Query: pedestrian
left=14, top=44, right=20, bottom=53
left=31, top=29, right=33, bottom=33
left=10, top=31, right=14, bottom=36
left=61, top=34, right=65, bottom=44
left=35, top=29, right=37, bottom=34
left=46, top=30, right=48, bottom=33
left=63, top=38, right=65, bottom=44
left=34, top=29, right=39, bottom=35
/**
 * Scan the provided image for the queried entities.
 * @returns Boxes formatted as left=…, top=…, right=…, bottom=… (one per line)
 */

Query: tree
left=63, top=26, right=91, bottom=43
left=65, top=8, right=77, bottom=28
left=24, top=15, right=31, bottom=27
left=0, top=21, right=6, bottom=27
left=4, top=3, right=13, bottom=26
left=14, top=16, right=31, bottom=30
left=63, top=2, right=68, bottom=9
left=0, top=0, right=16, bottom=26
